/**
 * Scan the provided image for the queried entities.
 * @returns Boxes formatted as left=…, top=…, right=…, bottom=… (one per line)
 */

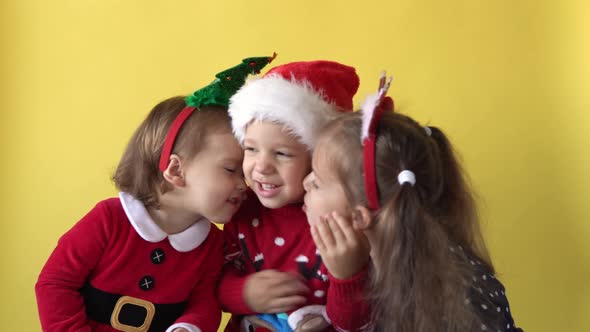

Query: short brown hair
left=112, top=96, right=231, bottom=209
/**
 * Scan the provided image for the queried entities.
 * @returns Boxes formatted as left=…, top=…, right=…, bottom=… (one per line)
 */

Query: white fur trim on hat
left=229, top=75, right=342, bottom=150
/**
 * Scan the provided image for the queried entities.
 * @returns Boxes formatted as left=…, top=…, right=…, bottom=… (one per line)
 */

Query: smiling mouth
left=260, top=183, right=278, bottom=190
left=254, top=181, right=281, bottom=197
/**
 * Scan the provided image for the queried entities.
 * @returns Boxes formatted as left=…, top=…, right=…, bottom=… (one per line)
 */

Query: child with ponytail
left=302, top=75, right=523, bottom=331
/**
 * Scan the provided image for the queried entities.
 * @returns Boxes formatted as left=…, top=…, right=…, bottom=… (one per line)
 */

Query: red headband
left=157, top=54, right=276, bottom=172
left=158, top=106, right=197, bottom=171
left=361, top=73, right=393, bottom=210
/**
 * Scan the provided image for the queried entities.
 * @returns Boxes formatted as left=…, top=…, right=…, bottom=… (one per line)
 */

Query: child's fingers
left=331, top=211, right=358, bottom=244
left=315, top=216, right=336, bottom=248
left=311, top=225, right=326, bottom=252
left=270, top=278, right=309, bottom=297
left=267, top=295, right=308, bottom=313
left=325, top=213, right=346, bottom=244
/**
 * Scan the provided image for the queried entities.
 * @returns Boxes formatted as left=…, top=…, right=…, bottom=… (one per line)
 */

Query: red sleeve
left=217, top=194, right=259, bottom=315
left=35, top=201, right=111, bottom=332
left=326, top=265, right=373, bottom=332
left=217, top=221, right=255, bottom=315
left=175, top=227, right=224, bottom=332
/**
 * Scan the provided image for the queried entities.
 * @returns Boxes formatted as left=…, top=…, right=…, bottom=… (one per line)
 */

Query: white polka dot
left=489, top=293, right=494, bottom=298
left=495, top=291, right=499, bottom=296
left=507, top=323, right=510, bottom=328
left=274, top=237, right=285, bottom=246
left=497, top=307, right=501, bottom=312
left=482, top=274, right=487, bottom=280
left=314, top=290, right=325, bottom=297
left=505, top=307, right=510, bottom=313
left=480, top=324, right=487, bottom=330
left=450, top=246, right=455, bottom=252
left=477, top=287, right=483, bottom=294
left=295, top=255, right=309, bottom=263
left=464, top=298, right=470, bottom=305
left=481, top=304, right=488, bottom=310
left=238, top=233, right=245, bottom=239
left=470, top=260, right=476, bottom=265
left=251, top=218, right=260, bottom=227
left=472, top=276, right=477, bottom=282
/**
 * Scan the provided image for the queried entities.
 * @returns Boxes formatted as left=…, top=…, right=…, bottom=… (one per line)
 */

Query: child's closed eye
left=276, top=151, right=292, bottom=157
left=244, top=146, right=257, bottom=152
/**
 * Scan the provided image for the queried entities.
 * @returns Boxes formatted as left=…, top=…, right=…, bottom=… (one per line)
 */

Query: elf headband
left=158, top=53, right=276, bottom=171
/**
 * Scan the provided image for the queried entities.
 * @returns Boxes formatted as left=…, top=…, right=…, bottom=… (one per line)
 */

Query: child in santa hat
left=218, top=61, right=371, bottom=332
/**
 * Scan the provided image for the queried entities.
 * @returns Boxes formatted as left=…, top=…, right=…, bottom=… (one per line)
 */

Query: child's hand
left=295, top=313, right=331, bottom=332
left=244, top=269, right=310, bottom=313
left=311, top=211, right=371, bottom=280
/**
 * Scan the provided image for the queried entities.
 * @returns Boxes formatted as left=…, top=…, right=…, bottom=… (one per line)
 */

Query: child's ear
left=352, top=205, right=373, bottom=230
left=162, top=154, right=186, bottom=187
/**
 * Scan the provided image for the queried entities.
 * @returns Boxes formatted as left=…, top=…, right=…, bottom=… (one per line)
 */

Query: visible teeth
left=261, top=183, right=277, bottom=190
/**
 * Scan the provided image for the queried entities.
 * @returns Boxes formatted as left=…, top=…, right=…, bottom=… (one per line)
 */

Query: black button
left=151, top=248, right=165, bottom=264
left=138, top=276, right=155, bottom=291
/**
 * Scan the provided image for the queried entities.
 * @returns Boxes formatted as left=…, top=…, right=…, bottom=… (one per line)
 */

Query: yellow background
left=1, top=0, right=588, bottom=331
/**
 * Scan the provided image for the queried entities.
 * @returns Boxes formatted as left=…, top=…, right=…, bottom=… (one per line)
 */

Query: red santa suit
left=36, top=192, right=223, bottom=332
left=218, top=192, right=371, bottom=332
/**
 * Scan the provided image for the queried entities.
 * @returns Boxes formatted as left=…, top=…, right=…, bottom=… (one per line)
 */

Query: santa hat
left=228, top=60, right=360, bottom=150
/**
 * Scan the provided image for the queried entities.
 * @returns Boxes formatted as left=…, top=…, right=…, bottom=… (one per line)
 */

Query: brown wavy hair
left=316, top=111, right=492, bottom=331
left=112, top=96, right=231, bottom=209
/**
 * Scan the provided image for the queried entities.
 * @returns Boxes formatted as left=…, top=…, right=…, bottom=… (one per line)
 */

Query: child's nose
left=254, top=153, right=273, bottom=174
left=302, top=173, right=312, bottom=191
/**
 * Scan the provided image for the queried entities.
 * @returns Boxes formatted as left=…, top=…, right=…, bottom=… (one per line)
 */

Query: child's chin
left=257, top=196, right=282, bottom=208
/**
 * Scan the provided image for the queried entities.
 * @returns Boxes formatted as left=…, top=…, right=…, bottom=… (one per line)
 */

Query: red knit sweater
left=218, top=192, right=371, bottom=332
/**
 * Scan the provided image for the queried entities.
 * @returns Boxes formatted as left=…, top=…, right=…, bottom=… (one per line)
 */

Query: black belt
left=81, top=283, right=186, bottom=332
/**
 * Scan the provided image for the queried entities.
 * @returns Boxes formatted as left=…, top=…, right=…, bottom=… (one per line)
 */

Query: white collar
left=118, top=192, right=211, bottom=252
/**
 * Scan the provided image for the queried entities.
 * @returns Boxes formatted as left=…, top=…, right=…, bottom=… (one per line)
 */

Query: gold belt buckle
left=110, top=296, right=156, bottom=332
